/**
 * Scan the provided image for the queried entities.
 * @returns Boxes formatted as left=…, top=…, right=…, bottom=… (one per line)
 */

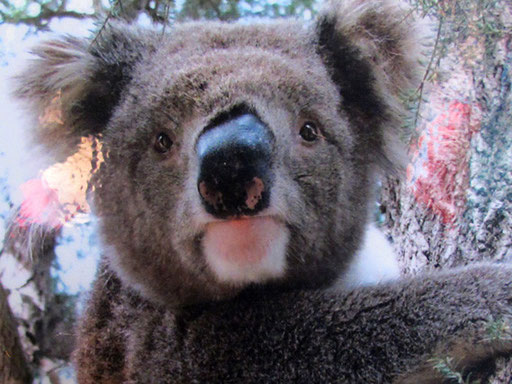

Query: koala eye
left=154, top=133, right=173, bottom=153
left=299, top=122, right=319, bottom=142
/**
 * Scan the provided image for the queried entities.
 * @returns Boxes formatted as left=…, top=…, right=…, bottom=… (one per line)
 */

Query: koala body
left=76, top=263, right=512, bottom=383
left=15, top=0, right=512, bottom=382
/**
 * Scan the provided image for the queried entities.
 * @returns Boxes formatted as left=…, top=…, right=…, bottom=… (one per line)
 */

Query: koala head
left=16, top=0, right=420, bottom=307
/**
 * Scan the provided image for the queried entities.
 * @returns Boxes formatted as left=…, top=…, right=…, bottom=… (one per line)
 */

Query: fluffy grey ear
left=15, top=22, right=156, bottom=159
left=315, top=0, right=423, bottom=172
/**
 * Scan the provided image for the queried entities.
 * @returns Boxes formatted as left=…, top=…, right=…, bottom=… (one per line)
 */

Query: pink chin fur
left=202, top=216, right=288, bottom=283
left=205, top=217, right=277, bottom=264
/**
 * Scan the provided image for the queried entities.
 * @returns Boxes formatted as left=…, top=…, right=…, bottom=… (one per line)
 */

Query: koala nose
left=196, top=113, right=273, bottom=219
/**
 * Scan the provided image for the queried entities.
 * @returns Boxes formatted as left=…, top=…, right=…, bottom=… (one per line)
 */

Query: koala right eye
left=299, top=121, right=319, bottom=142
left=154, top=133, right=173, bottom=153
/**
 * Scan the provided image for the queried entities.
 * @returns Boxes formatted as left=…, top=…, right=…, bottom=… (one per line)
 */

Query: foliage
left=0, top=0, right=317, bottom=31
left=485, top=317, right=511, bottom=342
left=0, top=0, right=91, bottom=30
left=401, top=0, right=509, bottom=134
left=430, top=317, right=512, bottom=384
left=431, top=356, right=480, bottom=384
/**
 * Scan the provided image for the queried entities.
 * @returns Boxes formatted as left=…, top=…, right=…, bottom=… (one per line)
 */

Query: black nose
left=197, top=113, right=273, bottom=218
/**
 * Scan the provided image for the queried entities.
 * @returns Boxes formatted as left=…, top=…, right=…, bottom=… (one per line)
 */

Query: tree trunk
left=0, top=283, right=32, bottom=384
left=1, top=217, right=75, bottom=382
left=382, top=4, right=512, bottom=273
left=380, top=9, right=512, bottom=381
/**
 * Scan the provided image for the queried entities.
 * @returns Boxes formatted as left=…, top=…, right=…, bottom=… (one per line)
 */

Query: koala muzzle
left=197, top=113, right=274, bottom=219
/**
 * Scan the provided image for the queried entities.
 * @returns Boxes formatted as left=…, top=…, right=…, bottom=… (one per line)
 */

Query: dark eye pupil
left=155, top=133, right=173, bottom=153
left=300, top=122, right=318, bottom=142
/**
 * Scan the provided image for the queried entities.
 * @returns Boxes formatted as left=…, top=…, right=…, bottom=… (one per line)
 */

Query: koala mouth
left=202, top=216, right=289, bottom=284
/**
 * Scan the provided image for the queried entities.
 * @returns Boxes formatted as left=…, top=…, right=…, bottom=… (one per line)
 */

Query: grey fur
left=16, top=0, right=421, bottom=307
left=75, top=263, right=512, bottom=383
left=14, top=0, right=512, bottom=382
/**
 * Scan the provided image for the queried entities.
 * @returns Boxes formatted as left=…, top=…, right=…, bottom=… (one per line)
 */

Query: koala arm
left=75, top=264, right=512, bottom=383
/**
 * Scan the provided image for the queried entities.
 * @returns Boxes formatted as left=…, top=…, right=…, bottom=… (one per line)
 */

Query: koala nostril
left=198, top=177, right=265, bottom=214
left=198, top=181, right=224, bottom=211
left=245, top=177, right=265, bottom=210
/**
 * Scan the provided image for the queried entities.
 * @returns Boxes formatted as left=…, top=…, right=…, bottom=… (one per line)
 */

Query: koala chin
left=202, top=217, right=289, bottom=284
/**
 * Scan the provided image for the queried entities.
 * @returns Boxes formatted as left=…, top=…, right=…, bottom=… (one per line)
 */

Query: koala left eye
left=154, top=133, right=173, bottom=153
left=299, top=122, right=319, bottom=142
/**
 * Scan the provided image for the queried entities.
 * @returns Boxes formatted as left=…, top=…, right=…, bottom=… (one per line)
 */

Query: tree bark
left=1, top=218, right=75, bottom=382
left=382, top=4, right=512, bottom=273
left=380, top=9, right=512, bottom=381
left=0, top=283, right=32, bottom=384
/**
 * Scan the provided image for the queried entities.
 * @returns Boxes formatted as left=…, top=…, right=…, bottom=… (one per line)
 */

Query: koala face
left=16, top=1, right=420, bottom=307
left=95, top=22, right=363, bottom=305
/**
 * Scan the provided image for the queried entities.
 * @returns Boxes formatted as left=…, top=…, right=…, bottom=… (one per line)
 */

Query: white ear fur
left=14, top=22, right=157, bottom=161
left=319, top=0, right=423, bottom=96
left=316, top=0, right=426, bottom=174
left=14, top=37, right=92, bottom=159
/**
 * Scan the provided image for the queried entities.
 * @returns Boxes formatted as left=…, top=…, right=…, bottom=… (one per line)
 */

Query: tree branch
left=1, top=9, right=92, bottom=30
left=414, top=16, right=444, bottom=128
left=0, top=284, right=32, bottom=384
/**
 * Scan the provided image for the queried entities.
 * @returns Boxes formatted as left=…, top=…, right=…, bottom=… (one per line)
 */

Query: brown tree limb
left=1, top=9, right=91, bottom=30
left=0, top=284, right=32, bottom=384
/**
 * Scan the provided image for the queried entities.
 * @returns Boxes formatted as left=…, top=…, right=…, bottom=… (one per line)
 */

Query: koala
left=14, top=0, right=512, bottom=382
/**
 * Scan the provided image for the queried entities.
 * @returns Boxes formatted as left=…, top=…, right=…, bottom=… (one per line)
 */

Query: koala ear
left=15, top=22, right=156, bottom=159
left=315, top=0, right=423, bottom=172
